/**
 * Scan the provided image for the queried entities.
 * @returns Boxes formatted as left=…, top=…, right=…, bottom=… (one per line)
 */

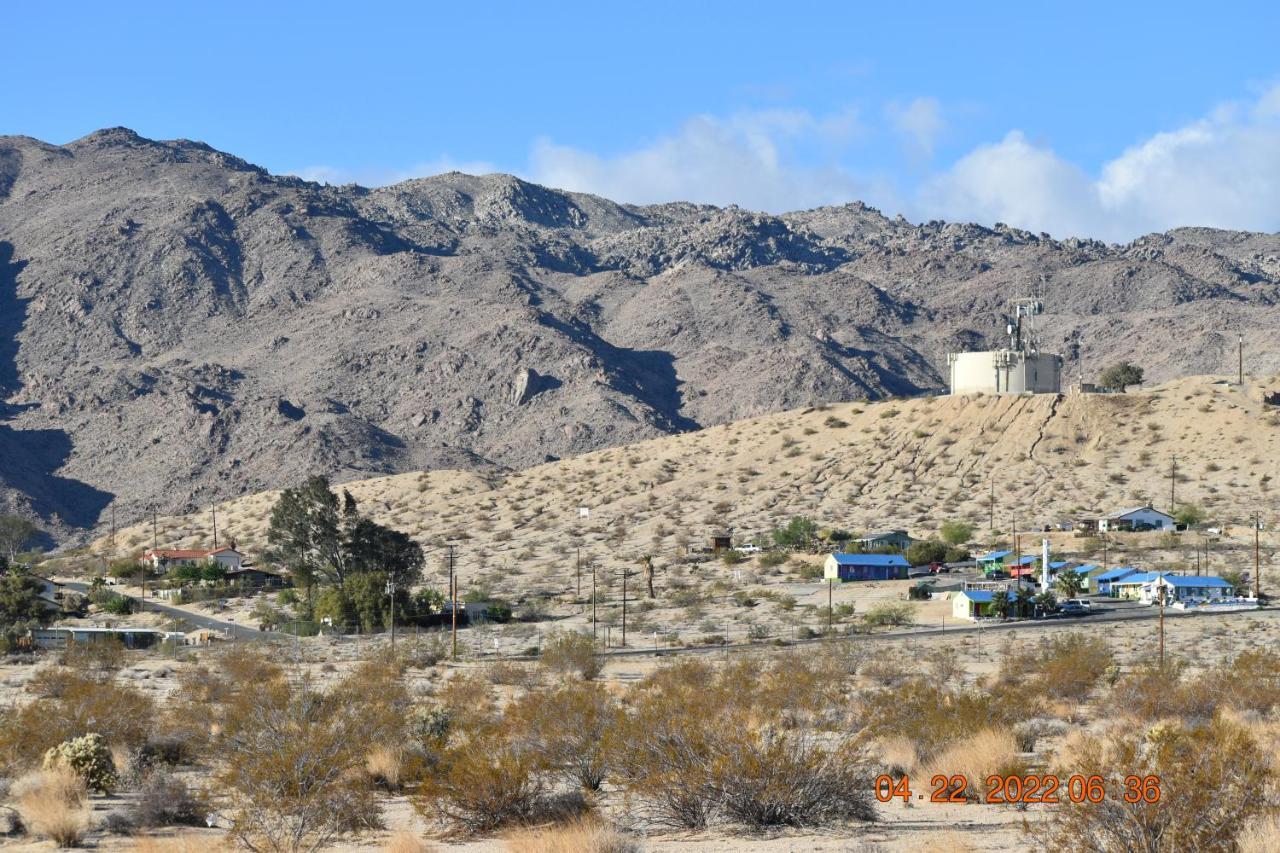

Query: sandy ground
left=4, top=606, right=1277, bottom=851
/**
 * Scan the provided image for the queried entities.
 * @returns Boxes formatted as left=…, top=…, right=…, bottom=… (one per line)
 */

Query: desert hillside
left=4, top=129, right=1280, bottom=538
left=93, top=376, right=1280, bottom=583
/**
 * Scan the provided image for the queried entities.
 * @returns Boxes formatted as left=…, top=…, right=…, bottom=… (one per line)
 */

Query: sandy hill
left=4, top=128, right=1280, bottom=541
left=92, top=376, right=1280, bottom=583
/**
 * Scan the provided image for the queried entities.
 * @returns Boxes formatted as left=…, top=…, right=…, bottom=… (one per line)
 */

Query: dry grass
left=381, top=831, right=437, bottom=853
left=504, top=818, right=641, bottom=853
left=12, top=768, right=91, bottom=847
left=918, top=728, right=1023, bottom=800
left=873, top=735, right=918, bottom=775
left=365, top=744, right=404, bottom=788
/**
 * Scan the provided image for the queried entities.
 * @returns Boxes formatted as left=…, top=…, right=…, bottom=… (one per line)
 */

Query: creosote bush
left=540, top=630, right=602, bottom=680
left=1041, top=716, right=1275, bottom=851
left=218, top=672, right=382, bottom=852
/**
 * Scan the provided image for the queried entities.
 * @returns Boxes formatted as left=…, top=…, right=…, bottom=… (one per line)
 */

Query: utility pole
left=212, top=505, right=218, bottom=548
left=151, top=511, right=158, bottom=552
left=591, top=561, right=598, bottom=640
left=827, top=578, right=833, bottom=635
left=576, top=546, right=581, bottom=598
left=448, top=544, right=457, bottom=660
left=1170, top=456, right=1177, bottom=510
left=1158, top=579, right=1166, bottom=669
left=386, top=579, right=396, bottom=650
left=621, top=565, right=628, bottom=648
left=1102, top=533, right=1108, bottom=573
left=1254, top=512, right=1262, bottom=600
left=1239, top=334, right=1244, bottom=386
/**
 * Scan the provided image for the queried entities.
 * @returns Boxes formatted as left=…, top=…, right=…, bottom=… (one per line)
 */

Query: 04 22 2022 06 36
left=874, top=773, right=1162, bottom=805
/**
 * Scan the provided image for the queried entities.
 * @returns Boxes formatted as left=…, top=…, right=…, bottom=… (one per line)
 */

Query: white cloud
left=287, top=85, right=1280, bottom=242
left=525, top=109, right=890, bottom=213
left=887, top=97, right=945, bottom=162
left=290, top=156, right=499, bottom=187
left=917, top=85, right=1280, bottom=241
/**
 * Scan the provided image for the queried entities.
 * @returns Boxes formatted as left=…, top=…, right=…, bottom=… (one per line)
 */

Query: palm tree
left=1055, top=568, right=1084, bottom=599
left=990, top=590, right=1011, bottom=619
left=1015, top=587, right=1034, bottom=618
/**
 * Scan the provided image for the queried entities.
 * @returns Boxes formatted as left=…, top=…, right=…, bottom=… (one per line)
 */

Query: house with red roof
left=142, top=546, right=243, bottom=573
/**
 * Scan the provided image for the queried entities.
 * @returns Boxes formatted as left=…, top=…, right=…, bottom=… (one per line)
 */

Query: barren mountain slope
left=95, top=377, right=1280, bottom=590
left=3, top=128, right=1280, bottom=539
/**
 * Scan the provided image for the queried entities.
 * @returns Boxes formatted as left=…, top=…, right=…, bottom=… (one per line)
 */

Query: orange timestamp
left=874, top=773, right=1162, bottom=805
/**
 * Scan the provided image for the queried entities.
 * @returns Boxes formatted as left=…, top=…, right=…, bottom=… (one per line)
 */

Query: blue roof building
left=823, top=552, right=910, bottom=582
left=1095, top=566, right=1139, bottom=595
left=953, top=588, right=1000, bottom=620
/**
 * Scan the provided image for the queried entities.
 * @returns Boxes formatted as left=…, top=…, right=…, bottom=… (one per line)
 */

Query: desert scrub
left=1041, top=717, right=1275, bottom=851
left=11, top=768, right=91, bottom=847
left=43, top=733, right=117, bottom=793
left=540, top=630, right=602, bottom=680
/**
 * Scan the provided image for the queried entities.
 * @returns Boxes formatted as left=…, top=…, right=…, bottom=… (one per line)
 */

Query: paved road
left=56, top=581, right=1264, bottom=657
left=61, top=582, right=272, bottom=640
left=597, top=598, right=1264, bottom=659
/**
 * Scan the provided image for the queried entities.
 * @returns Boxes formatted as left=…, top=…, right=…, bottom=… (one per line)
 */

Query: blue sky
left=5, top=1, right=1280, bottom=241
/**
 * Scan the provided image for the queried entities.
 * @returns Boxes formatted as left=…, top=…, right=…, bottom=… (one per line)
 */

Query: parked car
left=735, top=544, right=763, bottom=554
left=1064, top=598, right=1092, bottom=610
left=1058, top=602, right=1088, bottom=616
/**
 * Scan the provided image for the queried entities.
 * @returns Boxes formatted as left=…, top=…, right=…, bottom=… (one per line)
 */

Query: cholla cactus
left=43, top=733, right=118, bottom=794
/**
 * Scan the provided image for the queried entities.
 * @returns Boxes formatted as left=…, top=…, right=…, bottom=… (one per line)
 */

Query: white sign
left=578, top=507, right=590, bottom=518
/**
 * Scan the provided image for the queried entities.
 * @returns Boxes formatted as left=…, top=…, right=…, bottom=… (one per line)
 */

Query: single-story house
left=225, top=567, right=286, bottom=588
left=709, top=533, right=733, bottom=554
left=1098, top=505, right=1176, bottom=533
left=30, top=626, right=172, bottom=650
left=854, top=530, right=914, bottom=551
left=1110, top=572, right=1160, bottom=600
left=977, top=551, right=1012, bottom=572
left=1007, top=555, right=1041, bottom=577
left=1143, top=574, right=1235, bottom=604
left=143, top=546, right=244, bottom=573
left=1072, top=564, right=1100, bottom=591
left=1095, top=567, right=1139, bottom=595
left=823, top=553, right=911, bottom=582
left=953, top=589, right=999, bottom=620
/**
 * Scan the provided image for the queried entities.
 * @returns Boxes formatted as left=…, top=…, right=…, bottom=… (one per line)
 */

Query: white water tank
left=948, top=350, right=1063, bottom=395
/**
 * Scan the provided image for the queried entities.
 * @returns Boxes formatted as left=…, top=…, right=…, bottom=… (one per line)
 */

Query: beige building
left=947, top=350, right=1062, bottom=395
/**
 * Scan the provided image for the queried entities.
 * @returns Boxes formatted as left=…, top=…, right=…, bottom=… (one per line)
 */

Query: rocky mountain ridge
left=1, top=127, right=1278, bottom=540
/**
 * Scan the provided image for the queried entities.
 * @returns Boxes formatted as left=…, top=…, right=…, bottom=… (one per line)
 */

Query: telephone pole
left=1170, top=456, right=1177, bottom=509
left=1158, top=579, right=1166, bottom=669
left=212, top=505, right=218, bottom=548
left=591, top=561, right=598, bottom=640
left=1254, top=512, right=1262, bottom=600
left=621, top=565, right=628, bottom=648
left=448, top=544, right=457, bottom=660
left=576, top=546, right=581, bottom=598
left=386, top=579, right=396, bottom=649
left=827, top=579, right=834, bottom=635
left=1239, top=334, right=1244, bottom=385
